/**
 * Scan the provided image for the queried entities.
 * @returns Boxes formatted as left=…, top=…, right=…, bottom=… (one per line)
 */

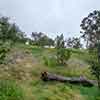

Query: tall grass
left=0, top=80, right=24, bottom=100
left=31, top=80, right=84, bottom=100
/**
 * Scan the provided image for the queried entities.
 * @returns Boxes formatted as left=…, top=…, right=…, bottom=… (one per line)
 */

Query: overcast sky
left=0, top=0, right=99, bottom=38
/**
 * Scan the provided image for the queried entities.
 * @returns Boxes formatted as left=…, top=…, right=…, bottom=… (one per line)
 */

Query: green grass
left=72, top=86, right=100, bottom=100
left=43, top=55, right=57, bottom=67
left=0, top=80, right=24, bottom=100
left=32, top=47, right=43, bottom=54
left=30, top=80, right=100, bottom=100
left=30, top=80, right=84, bottom=100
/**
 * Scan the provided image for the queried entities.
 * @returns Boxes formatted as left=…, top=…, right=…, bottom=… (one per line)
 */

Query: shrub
left=43, top=56, right=57, bottom=67
left=55, top=34, right=71, bottom=65
left=56, top=49, right=71, bottom=65
left=0, top=80, right=24, bottom=100
left=0, top=42, right=10, bottom=64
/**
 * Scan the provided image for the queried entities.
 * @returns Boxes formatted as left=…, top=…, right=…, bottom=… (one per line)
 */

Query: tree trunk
left=41, top=72, right=96, bottom=87
left=97, top=77, right=100, bottom=89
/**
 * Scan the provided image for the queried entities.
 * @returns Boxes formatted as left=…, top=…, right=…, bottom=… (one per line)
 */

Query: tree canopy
left=80, top=10, right=100, bottom=48
left=66, top=37, right=82, bottom=49
left=0, top=16, right=25, bottom=43
left=31, top=32, right=54, bottom=47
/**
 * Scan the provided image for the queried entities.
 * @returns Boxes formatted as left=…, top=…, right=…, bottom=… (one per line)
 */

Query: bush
left=0, top=80, right=24, bottom=100
left=43, top=56, right=57, bottom=67
left=0, top=42, right=10, bottom=64
left=56, top=49, right=71, bottom=65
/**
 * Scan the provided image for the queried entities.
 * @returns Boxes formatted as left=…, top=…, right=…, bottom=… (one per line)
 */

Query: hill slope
left=0, top=44, right=100, bottom=100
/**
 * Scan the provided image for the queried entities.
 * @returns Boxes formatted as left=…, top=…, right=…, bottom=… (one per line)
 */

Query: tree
left=9, top=24, right=25, bottom=42
left=88, top=42, right=100, bottom=88
left=67, top=37, right=82, bottom=49
left=0, top=16, right=25, bottom=64
left=80, top=10, right=100, bottom=88
left=31, top=32, right=42, bottom=42
left=0, top=17, right=9, bottom=42
left=80, top=10, right=100, bottom=48
left=55, top=34, right=71, bottom=65
left=66, top=38, right=73, bottom=48
left=55, top=34, right=65, bottom=49
left=31, top=32, right=54, bottom=47
left=0, top=16, right=25, bottom=43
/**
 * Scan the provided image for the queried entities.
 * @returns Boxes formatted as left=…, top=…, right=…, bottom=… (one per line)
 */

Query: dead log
left=41, top=72, right=96, bottom=87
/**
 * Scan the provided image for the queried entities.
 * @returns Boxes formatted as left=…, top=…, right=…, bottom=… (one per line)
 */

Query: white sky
left=0, top=0, right=99, bottom=38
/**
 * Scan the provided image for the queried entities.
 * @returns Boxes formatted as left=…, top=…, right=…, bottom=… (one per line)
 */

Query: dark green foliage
left=67, top=37, right=82, bottom=49
left=56, top=48, right=71, bottom=65
left=88, top=43, right=100, bottom=88
left=0, top=42, right=10, bottom=64
left=0, top=15, right=27, bottom=82
left=0, top=48, right=7, bottom=64
left=80, top=10, right=100, bottom=48
left=90, top=61, right=100, bottom=88
left=31, top=32, right=54, bottom=47
left=0, top=16, right=25, bottom=43
left=0, top=80, right=24, bottom=100
left=80, top=10, right=100, bottom=88
left=38, top=35, right=54, bottom=47
left=55, top=34, right=65, bottom=49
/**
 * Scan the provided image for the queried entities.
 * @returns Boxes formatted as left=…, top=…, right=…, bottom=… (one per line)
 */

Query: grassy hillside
left=0, top=44, right=100, bottom=100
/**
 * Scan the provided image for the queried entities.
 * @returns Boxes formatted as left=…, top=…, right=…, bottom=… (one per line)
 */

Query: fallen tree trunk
left=41, top=72, right=96, bottom=87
